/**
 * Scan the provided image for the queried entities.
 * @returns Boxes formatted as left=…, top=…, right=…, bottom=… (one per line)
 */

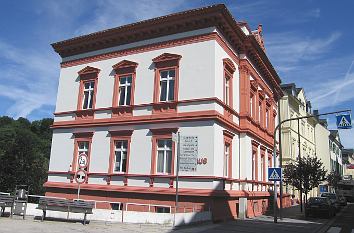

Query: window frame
left=76, top=66, right=100, bottom=112
left=112, top=60, right=138, bottom=117
left=158, top=68, right=177, bottom=102
left=108, top=130, right=133, bottom=176
left=71, top=132, right=93, bottom=183
left=223, top=130, right=234, bottom=178
left=150, top=128, right=177, bottom=176
left=156, top=138, right=173, bottom=174
left=152, top=53, right=181, bottom=106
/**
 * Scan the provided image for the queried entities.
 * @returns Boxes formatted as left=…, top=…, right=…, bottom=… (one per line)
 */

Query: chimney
left=252, top=24, right=265, bottom=52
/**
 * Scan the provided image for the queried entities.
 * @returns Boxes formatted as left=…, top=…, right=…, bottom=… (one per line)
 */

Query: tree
left=327, top=171, right=342, bottom=191
left=283, top=156, right=327, bottom=212
left=0, top=116, right=52, bottom=195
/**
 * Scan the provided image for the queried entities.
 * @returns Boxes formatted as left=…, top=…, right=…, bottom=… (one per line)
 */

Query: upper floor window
left=112, top=60, right=138, bottom=109
left=118, top=75, right=132, bottom=106
left=152, top=53, right=181, bottom=106
left=157, top=139, right=172, bottom=174
left=223, top=58, right=236, bottom=108
left=82, top=81, right=95, bottom=109
left=77, top=66, right=100, bottom=113
left=265, top=109, right=269, bottom=129
left=250, top=94, right=254, bottom=118
left=108, top=130, right=133, bottom=176
left=159, top=69, right=175, bottom=102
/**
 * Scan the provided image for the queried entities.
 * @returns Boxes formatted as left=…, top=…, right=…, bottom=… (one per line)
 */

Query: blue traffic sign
left=336, top=114, right=352, bottom=129
left=268, top=167, right=282, bottom=181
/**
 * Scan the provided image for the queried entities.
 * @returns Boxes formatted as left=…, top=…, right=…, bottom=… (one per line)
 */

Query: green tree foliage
left=0, top=116, right=53, bottom=195
left=284, top=156, right=327, bottom=203
left=327, top=171, right=342, bottom=190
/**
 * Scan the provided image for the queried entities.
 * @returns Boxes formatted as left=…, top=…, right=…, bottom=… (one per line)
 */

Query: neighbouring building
left=329, top=130, right=344, bottom=176
left=280, top=84, right=318, bottom=196
left=46, top=4, right=285, bottom=221
left=343, top=149, right=354, bottom=178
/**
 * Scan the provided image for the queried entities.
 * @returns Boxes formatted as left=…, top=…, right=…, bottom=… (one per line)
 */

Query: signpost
left=75, top=153, right=89, bottom=200
left=172, top=133, right=198, bottom=226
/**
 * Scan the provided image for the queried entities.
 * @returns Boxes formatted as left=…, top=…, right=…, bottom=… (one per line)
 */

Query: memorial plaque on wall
left=179, top=136, right=198, bottom=172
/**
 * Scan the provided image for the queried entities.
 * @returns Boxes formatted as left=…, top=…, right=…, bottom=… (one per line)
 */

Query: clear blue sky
left=0, top=0, right=353, bottom=148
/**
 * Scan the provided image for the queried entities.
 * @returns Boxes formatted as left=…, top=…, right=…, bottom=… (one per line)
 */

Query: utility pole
left=174, top=132, right=180, bottom=227
left=278, top=103, right=283, bottom=219
left=298, top=118, right=303, bottom=212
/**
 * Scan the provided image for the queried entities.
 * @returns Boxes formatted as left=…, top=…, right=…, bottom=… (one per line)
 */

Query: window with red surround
left=152, top=53, right=181, bottom=114
left=268, top=150, right=273, bottom=168
left=108, top=130, right=133, bottom=180
left=76, top=66, right=100, bottom=120
left=150, top=128, right=177, bottom=175
left=250, top=80, right=257, bottom=119
left=223, top=130, right=234, bottom=178
left=251, top=140, right=259, bottom=181
left=223, top=58, right=236, bottom=119
left=71, top=132, right=93, bottom=183
left=112, top=60, right=138, bottom=117
left=260, top=146, right=266, bottom=182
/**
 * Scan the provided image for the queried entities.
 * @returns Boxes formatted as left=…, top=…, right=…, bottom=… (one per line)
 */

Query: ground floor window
left=157, top=139, right=172, bottom=174
left=114, top=140, right=128, bottom=172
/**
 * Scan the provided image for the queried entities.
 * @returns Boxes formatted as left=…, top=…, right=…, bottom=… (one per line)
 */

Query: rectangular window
left=159, top=69, right=175, bottom=102
left=118, top=75, right=132, bottom=106
left=260, top=155, right=265, bottom=181
left=258, top=103, right=262, bottom=125
left=82, top=81, right=95, bottom=109
left=77, top=141, right=89, bottom=171
left=224, top=77, right=230, bottom=105
left=250, top=94, right=254, bottom=118
left=265, top=110, right=269, bottom=129
left=156, top=139, right=172, bottom=174
left=224, top=143, right=230, bottom=177
left=252, top=151, right=257, bottom=180
left=114, top=140, right=128, bottom=173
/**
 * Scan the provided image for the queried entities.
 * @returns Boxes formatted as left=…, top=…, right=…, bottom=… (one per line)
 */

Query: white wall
left=55, top=40, right=216, bottom=113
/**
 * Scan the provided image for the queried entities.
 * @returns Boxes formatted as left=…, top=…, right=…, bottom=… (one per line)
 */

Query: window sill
left=112, top=105, right=133, bottom=117
left=75, top=109, right=94, bottom=120
left=152, top=102, right=177, bottom=114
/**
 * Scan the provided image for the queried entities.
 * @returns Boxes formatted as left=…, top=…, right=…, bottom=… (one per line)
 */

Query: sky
left=0, top=0, right=353, bottom=148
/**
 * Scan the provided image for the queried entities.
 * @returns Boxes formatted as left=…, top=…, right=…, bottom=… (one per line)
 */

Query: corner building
left=46, top=4, right=283, bottom=221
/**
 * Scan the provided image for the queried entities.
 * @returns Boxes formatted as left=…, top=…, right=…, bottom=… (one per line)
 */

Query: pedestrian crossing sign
left=336, top=114, right=352, bottom=129
left=268, top=167, right=282, bottom=181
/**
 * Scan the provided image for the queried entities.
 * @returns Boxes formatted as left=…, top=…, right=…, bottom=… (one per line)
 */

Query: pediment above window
left=152, top=53, right=182, bottom=63
left=112, top=60, right=138, bottom=70
left=223, top=58, right=236, bottom=74
left=78, top=66, right=101, bottom=76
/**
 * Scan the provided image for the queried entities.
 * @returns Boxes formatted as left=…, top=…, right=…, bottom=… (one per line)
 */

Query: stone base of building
left=44, top=182, right=274, bottom=222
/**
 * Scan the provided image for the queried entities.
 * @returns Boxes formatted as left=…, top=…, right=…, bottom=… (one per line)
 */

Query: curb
left=313, top=205, right=348, bottom=233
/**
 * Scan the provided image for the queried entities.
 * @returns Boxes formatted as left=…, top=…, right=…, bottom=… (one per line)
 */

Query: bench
left=0, top=194, right=15, bottom=217
left=38, top=198, right=94, bottom=225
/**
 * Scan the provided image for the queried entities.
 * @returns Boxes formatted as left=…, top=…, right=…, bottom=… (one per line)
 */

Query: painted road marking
left=327, top=227, right=341, bottom=233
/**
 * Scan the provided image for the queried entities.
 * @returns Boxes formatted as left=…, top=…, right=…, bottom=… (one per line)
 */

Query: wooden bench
left=38, top=198, right=94, bottom=225
left=0, top=194, right=15, bottom=217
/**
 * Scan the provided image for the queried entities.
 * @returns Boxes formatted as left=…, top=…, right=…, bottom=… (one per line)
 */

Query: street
left=325, top=203, right=354, bottom=233
left=1, top=204, right=353, bottom=233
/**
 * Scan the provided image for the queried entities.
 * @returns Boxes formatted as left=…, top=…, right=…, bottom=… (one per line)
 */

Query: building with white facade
left=46, top=4, right=284, bottom=221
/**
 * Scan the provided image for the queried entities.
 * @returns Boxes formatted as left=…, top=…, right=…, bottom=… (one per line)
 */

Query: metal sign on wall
left=179, top=136, right=198, bottom=172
